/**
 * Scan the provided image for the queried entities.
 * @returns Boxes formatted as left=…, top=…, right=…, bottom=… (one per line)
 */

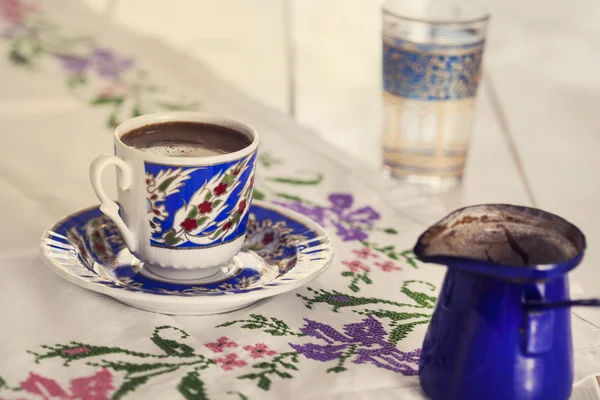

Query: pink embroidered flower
left=342, top=260, right=370, bottom=272
left=352, top=247, right=379, bottom=260
left=204, top=336, right=238, bottom=353
left=62, top=347, right=89, bottom=355
left=214, top=353, right=247, bottom=371
left=375, top=261, right=402, bottom=272
left=243, top=343, right=277, bottom=359
left=20, top=368, right=114, bottom=400
left=1, top=0, right=37, bottom=25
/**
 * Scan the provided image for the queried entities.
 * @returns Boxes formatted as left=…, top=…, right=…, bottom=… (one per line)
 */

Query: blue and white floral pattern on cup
left=89, top=112, right=258, bottom=280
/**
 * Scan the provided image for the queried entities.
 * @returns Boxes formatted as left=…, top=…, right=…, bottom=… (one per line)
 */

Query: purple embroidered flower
left=273, top=201, right=326, bottom=225
left=276, top=193, right=380, bottom=242
left=332, top=222, right=369, bottom=242
left=58, top=55, right=91, bottom=75
left=289, top=316, right=420, bottom=375
left=91, top=48, right=134, bottom=78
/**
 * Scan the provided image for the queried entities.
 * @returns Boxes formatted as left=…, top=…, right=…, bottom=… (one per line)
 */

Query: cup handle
left=89, top=155, right=137, bottom=252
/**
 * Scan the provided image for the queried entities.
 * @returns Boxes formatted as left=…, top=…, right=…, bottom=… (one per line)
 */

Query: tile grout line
left=484, top=74, right=538, bottom=207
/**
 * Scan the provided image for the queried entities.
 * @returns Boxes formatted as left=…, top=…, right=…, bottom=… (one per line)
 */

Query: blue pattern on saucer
left=42, top=202, right=332, bottom=296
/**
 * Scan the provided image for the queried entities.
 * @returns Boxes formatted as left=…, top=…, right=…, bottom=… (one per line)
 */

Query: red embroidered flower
left=214, top=353, right=247, bottom=371
left=342, top=260, right=370, bottom=272
left=233, top=168, right=241, bottom=176
left=20, top=369, right=114, bottom=400
left=198, top=201, right=213, bottom=214
left=261, top=232, right=275, bottom=245
left=222, top=221, right=233, bottom=231
left=181, top=218, right=198, bottom=231
left=375, top=261, right=402, bottom=272
left=238, top=200, right=247, bottom=214
left=214, top=182, right=228, bottom=196
left=205, top=336, right=238, bottom=353
left=62, top=347, right=89, bottom=355
left=243, top=343, right=277, bottom=359
left=352, top=247, right=379, bottom=260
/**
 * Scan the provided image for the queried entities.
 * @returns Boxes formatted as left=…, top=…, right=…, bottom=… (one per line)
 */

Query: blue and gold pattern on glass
left=145, top=152, right=256, bottom=249
left=383, top=39, right=484, bottom=101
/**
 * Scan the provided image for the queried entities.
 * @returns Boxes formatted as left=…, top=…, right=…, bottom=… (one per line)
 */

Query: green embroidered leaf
left=257, top=376, right=271, bottom=391
left=252, top=189, right=266, bottom=200
left=151, top=326, right=195, bottom=357
left=227, top=392, right=249, bottom=400
left=91, top=96, right=124, bottom=106
left=132, top=104, right=143, bottom=118
left=213, top=200, right=222, bottom=208
left=341, top=271, right=354, bottom=277
left=388, top=320, right=430, bottom=345
left=327, top=366, right=347, bottom=373
left=158, top=177, right=176, bottom=192
left=274, top=371, right=292, bottom=379
left=258, top=153, right=282, bottom=168
left=113, top=376, right=151, bottom=400
left=164, top=231, right=183, bottom=246
left=380, top=245, right=394, bottom=251
left=267, top=174, right=323, bottom=186
left=240, top=323, right=262, bottom=330
left=238, top=373, right=258, bottom=380
left=204, top=191, right=212, bottom=201
left=197, top=216, right=208, bottom=225
left=279, top=362, right=298, bottom=370
left=216, top=321, right=237, bottom=328
left=177, top=371, right=207, bottom=400
left=67, top=75, right=87, bottom=89
left=252, top=362, right=272, bottom=369
left=107, top=110, right=119, bottom=129
left=0, top=376, right=6, bottom=389
left=157, top=101, right=199, bottom=111
left=383, top=228, right=398, bottom=234
left=188, top=207, right=198, bottom=219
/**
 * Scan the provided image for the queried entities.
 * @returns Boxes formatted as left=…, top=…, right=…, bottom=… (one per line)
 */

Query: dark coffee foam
left=120, top=121, right=251, bottom=157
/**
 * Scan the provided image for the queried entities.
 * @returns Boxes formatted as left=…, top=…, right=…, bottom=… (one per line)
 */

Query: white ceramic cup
left=89, top=112, right=258, bottom=280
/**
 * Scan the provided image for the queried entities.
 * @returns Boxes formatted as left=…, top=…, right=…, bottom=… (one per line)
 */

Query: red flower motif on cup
left=198, top=201, right=213, bottom=214
left=238, top=200, right=247, bottom=214
left=222, top=221, right=233, bottom=231
left=180, top=218, right=198, bottom=231
left=233, top=168, right=241, bottom=176
left=214, top=182, right=228, bottom=196
left=243, top=343, right=277, bottom=359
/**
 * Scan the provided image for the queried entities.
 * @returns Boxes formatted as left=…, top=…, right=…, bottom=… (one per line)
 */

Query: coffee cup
left=89, top=112, right=258, bottom=280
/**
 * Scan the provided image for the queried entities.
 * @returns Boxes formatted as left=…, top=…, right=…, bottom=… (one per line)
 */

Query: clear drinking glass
left=381, top=0, right=490, bottom=191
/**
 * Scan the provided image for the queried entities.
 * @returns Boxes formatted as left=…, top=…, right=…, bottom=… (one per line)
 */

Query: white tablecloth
left=0, top=1, right=599, bottom=399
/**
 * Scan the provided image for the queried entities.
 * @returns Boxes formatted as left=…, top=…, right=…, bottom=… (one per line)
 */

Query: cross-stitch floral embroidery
left=289, top=316, right=420, bottom=375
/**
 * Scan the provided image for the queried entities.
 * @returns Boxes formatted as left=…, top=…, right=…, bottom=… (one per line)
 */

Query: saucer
left=40, top=201, right=334, bottom=315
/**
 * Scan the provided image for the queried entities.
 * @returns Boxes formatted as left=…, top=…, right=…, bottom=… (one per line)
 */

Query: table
left=1, top=0, right=599, bottom=398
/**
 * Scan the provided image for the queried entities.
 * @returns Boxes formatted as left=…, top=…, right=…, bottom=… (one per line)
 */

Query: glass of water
left=381, top=0, right=490, bottom=191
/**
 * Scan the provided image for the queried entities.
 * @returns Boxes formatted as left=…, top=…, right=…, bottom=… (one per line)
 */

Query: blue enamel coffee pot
left=413, top=205, right=599, bottom=400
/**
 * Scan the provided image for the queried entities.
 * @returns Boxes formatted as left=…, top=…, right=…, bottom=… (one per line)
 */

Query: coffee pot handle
left=526, top=298, right=600, bottom=311
left=89, top=155, right=137, bottom=252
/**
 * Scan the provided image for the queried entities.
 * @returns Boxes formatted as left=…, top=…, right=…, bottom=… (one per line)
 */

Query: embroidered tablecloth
left=1, top=1, right=599, bottom=399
